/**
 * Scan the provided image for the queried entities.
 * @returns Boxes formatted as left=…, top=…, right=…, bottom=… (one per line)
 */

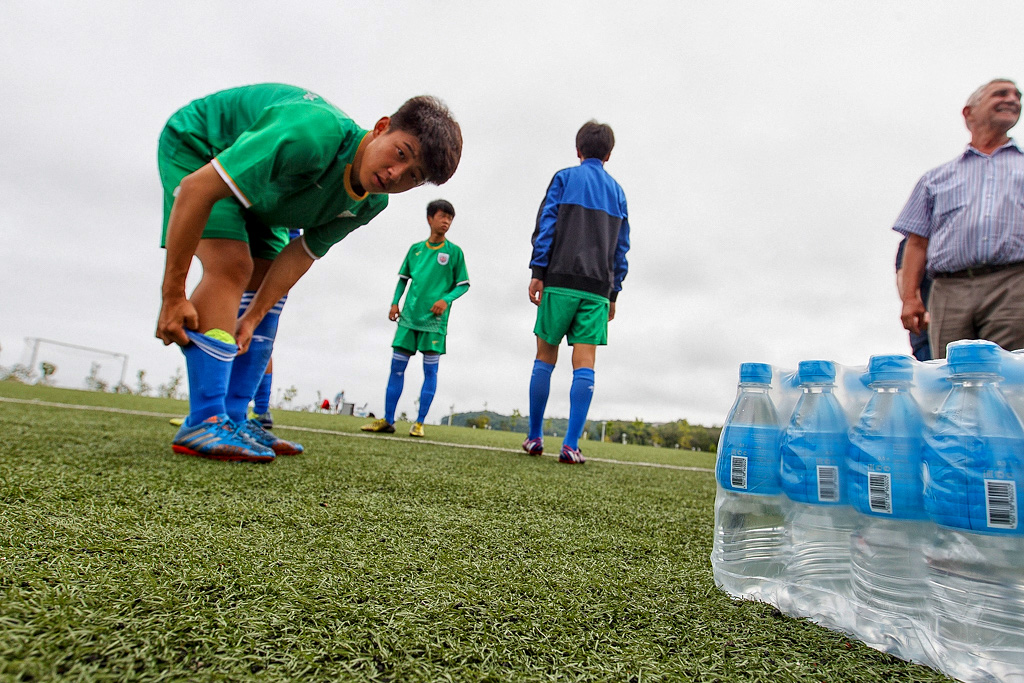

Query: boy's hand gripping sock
left=225, top=292, right=285, bottom=422
left=182, top=328, right=238, bottom=427
left=564, top=367, right=596, bottom=450
left=528, top=360, right=555, bottom=440
left=417, top=354, right=440, bottom=423
left=384, top=351, right=411, bottom=425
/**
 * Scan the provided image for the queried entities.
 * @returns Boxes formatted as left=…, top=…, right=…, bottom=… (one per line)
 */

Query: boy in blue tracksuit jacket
left=522, top=120, right=631, bottom=464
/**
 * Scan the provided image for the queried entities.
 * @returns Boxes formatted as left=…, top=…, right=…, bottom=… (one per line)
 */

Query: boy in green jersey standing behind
left=156, top=84, right=462, bottom=463
left=362, top=200, right=469, bottom=437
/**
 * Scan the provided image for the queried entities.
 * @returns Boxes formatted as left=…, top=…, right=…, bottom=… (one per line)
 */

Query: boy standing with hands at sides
left=156, top=84, right=462, bottom=463
left=362, top=199, right=469, bottom=438
left=522, top=121, right=630, bottom=464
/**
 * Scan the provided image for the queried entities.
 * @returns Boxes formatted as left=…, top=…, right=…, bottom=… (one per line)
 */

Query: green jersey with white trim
left=393, top=240, right=470, bottom=334
left=164, top=83, right=387, bottom=258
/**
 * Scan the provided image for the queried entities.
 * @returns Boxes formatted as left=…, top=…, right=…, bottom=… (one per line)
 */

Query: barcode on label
left=817, top=465, right=839, bottom=502
left=730, top=455, right=748, bottom=489
left=985, top=479, right=1018, bottom=530
left=868, top=472, right=892, bottom=514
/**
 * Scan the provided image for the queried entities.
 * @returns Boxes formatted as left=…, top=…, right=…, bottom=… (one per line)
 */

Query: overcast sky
left=2, top=1, right=1023, bottom=426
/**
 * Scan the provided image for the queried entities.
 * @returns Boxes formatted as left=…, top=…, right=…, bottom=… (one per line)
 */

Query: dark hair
left=389, top=96, right=463, bottom=185
left=576, top=120, right=615, bottom=160
left=426, top=199, right=455, bottom=218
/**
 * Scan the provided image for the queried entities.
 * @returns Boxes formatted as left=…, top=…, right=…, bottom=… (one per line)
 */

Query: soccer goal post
left=25, top=337, right=129, bottom=389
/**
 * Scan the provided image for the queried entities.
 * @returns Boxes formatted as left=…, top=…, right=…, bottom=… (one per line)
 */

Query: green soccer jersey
left=392, top=240, right=470, bottom=334
left=164, top=83, right=387, bottom=258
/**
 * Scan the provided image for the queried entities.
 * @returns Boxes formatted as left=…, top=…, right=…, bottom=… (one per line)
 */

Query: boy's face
left=427, top=211, right=453, bottom=237
left=357, top=118, right=428, bottom=194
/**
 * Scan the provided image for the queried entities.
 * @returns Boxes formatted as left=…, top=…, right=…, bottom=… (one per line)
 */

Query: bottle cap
left=738, top=362, right=772, bottom=384
left=868, top=354, right=914, bottom=382
left=797, top=359, right=835, bottom=384
left=946, top=340, right=1002, bottom=375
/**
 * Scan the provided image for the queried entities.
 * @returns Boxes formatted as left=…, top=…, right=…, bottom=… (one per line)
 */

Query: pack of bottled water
left=711, top=340, right=1024, bottom=682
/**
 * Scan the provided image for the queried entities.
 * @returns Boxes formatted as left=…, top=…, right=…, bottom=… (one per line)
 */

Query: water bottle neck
left=738, top=383, right=771, bottom=394
left=869, top=381, right=911, bottom=393
left=800, top=383, right=834, bottom=394
left=949, top=372, right=1002, bottom=387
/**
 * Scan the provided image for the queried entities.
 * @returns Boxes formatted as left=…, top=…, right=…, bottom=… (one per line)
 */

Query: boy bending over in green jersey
left=155, top=84, right=462, bottom=463
left=361, top=199, right=469, bottom=438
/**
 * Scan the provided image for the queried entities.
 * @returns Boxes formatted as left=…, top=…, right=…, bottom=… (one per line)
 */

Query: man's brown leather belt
left=932, top=262, right=1024, bottom=278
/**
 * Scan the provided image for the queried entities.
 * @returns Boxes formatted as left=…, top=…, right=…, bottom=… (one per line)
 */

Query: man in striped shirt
left=895, top=79, right=1024, bottom=358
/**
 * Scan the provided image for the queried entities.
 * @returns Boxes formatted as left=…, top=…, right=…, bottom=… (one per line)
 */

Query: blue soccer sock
left=253, top=371, right=273, bottom=415
left=225, top=291, right=286, bottom=422
left=417, top=354, right=440, bottom=423
left=384, top=351, right=411, bottom=424
left=528, top=359, right=555, bottom=439
left=181, top=329, right=238, bottom=427
left=564, top=367, right=596, bottom=450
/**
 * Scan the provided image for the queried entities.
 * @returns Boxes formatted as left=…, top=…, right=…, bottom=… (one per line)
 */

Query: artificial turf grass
left=0, top=393, right=952, bottom=682
left=0, top=381, right=717, bottom=470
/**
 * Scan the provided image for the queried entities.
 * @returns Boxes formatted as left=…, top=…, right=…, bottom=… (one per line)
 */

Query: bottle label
left=817, top=465, right=840, bottom=503
left=848, top=434, right=926, bottom=519
left=716, top=424, right=781, bottom=494
left=985, top=479, right=1018, bottom=530
left=924, top=432, right=1023, bottom=533
left=867, top=471, right=893, bottom=514
left=730, top=455, right=748, bottom=489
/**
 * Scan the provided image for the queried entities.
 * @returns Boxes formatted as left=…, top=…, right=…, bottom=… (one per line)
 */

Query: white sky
left=2, top=1, right=1022, bottom=426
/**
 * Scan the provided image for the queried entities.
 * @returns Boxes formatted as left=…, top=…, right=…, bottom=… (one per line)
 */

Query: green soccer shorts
left=393, top=326, right=447, bottom=355
left=157, top=127, right=289, bottom=261
left=534, top=286, right=609, bottom=346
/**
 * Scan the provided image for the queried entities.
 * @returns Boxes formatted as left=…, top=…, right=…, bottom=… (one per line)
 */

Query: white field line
left=0, top=396, right=714, bottom=474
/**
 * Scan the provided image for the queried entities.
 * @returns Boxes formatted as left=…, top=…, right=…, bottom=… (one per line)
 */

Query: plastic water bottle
left=847, top=354, right=929, bottom=663
left=923, top=340, right=1024, bottom=681
left=780, top=360, right=857, bottom=629
left=712, top=363, right=786, bottom=604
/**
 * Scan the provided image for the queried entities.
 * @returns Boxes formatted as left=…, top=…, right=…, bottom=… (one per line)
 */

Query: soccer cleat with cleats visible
left=409, top=422, right=425, bottom=438
left=237, top=418, right=303, bottom=456
left=559, top=444, right=586, bottom=464
left=522, top=437, right=544, bottom=456
left=361, top=418, right=396, bottom=433
left=172, top=415, right=275, bottom=463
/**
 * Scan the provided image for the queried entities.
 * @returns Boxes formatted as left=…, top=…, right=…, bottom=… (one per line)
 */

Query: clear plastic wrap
left=712, top=341, right=1024, bottom=682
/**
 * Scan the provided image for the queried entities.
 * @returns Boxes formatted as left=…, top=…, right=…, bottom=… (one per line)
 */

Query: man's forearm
left=900, top=234, right=929, bottom=303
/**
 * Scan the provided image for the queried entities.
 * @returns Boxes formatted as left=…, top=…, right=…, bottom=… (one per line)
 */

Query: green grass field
left=0, top=382, right=951, bottom=682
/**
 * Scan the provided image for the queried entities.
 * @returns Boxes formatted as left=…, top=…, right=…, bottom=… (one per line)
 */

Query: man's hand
left=156, top=296, right=198, bottom=346
left=529, top=278, right=544, bottom=306
left=901, top=295, right=928, bottom=335
left=609, top=301, right=616, bottom=321
left=389, top=304, right=401, bottom=321
left=430, top=300, right=448, bottom=315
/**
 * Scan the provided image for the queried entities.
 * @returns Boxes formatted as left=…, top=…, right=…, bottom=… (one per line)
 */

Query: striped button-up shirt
left=893, top=140, right=1024, bottom=274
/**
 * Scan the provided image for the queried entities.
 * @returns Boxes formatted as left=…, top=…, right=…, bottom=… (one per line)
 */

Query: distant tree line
left=448, top=411, right=720, bottom=452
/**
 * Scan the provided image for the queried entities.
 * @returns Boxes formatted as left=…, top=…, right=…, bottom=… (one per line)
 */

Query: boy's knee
left=197, top=239, right=254, bottom=288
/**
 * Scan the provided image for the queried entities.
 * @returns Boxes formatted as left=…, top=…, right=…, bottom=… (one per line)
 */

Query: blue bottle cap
left=797, top=360, right=835, bottom=384
left=946, top=340, right=1002, bottom=375
left=739, top=362, right=772, bottom=384
left=867, top=354, right=914, bottom=382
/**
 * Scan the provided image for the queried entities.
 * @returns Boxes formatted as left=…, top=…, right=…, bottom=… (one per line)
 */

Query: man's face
left=427, top=210, right=453, bottom=237
left=967, top=81, right=1022, bottom=134
left=357, top=119, right=428, bottom=194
